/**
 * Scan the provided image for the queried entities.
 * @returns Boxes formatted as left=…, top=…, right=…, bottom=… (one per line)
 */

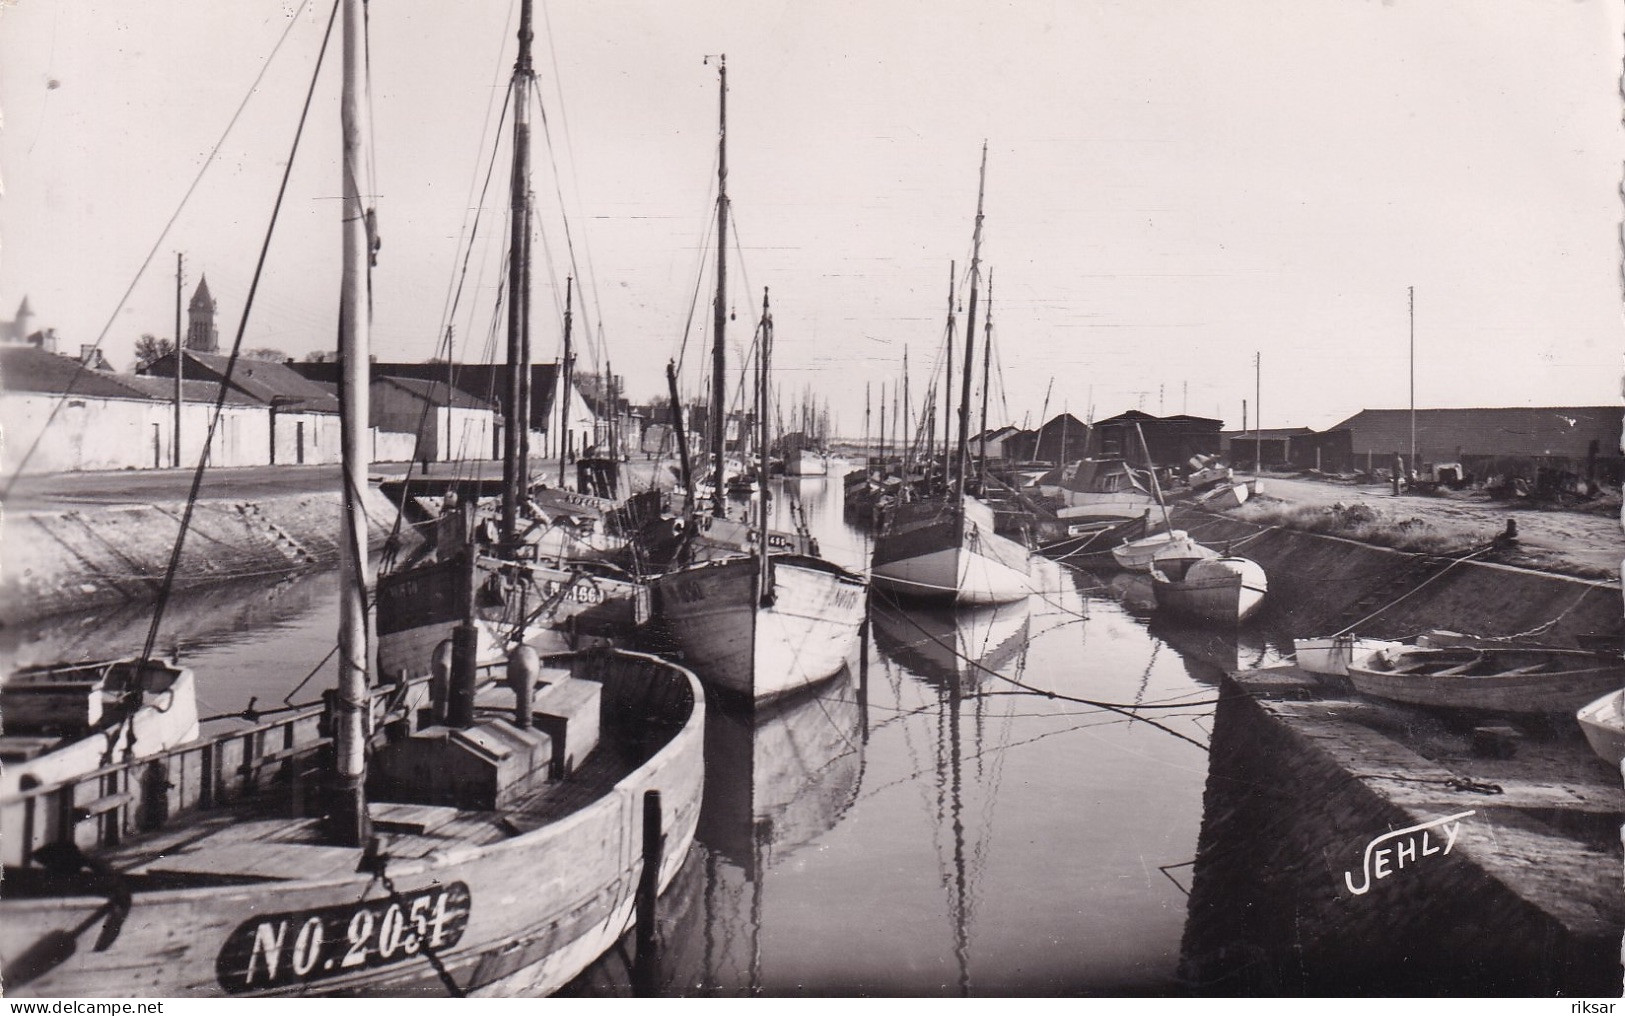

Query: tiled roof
left=150, top=350, right=340, bottom=412
left=0, top=345, right=152, bottom=400
left=115, top=374, right=262, bottom=407
left=377, top=375, right=495, bottom=411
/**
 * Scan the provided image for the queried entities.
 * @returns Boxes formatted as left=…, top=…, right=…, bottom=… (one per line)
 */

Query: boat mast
left=941, top=261, right=956, bottom=492
left=710, top=56, right=729, bottom=518
left=978, top=271, right=993, bottom=490
left=667, top=360, right=694, bottom=512
left=954, top=143, right=988, bottom=502
left=757, top=289, right=773, bottom=606
left=502, top=0, right=536, bottom=543
left=332, top=0, right=373, bottom=845
left=558, top=276, right=573, bottom=485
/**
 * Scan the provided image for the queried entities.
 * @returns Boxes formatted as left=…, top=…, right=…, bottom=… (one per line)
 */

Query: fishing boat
left=0, top=4, right=706, bottom=996
left=1149, top=554, right=1267, bottom=626
left=1292, top=634, right=1405, bottom=677
left=785, top=446, right=828, bottom=477
left=649, top=62, right=867, bottom=705
left=869, top=147, right=1034, bottom=606
left=1346, top=646, right=1625, bottom=715
left=1576, top=690, right=1625, bottom=770
left=374, top=4, right=649, bottom=679
left=0, top=660, right=200, bottom=807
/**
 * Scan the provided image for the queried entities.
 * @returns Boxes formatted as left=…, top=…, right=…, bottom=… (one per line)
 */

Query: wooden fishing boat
left=785, top=447, right=828, bottom=477
left=1194, top=482, right=1250, bottom=511
left=0, top=648, right=705, bottom=997
left=1292, top=634, right=1404, bottom=677
left=871, top=495, right=1033, bottom=604
left=0, top=6, right=707, bottom=997
left=0, top=660, right=200, bottom=815
left=868, top=147, right=1033, bottom=606
left=648, top=65, right=867, bottom=704
left=1347, top=646, right=1625, bottom=714
left=652, top=552, right=866, bottom=703
left=1576, top=690, right=1625, bottom=770
left=1150, top=555, right=1267, bottom=626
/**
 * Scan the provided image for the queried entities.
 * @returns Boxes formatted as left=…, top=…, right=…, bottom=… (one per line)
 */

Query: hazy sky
left=2, top=0, right=1620, bottom=435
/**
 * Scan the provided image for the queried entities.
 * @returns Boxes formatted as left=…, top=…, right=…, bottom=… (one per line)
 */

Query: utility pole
left=1408, top=286, right=1416, bottom=476
left=1254, top=351, right=1262, bottom=479
left=173, top=253, right=184, bottom=467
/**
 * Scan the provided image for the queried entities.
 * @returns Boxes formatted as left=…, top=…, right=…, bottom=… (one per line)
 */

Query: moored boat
left=1150, top=555, right=1267, bottom=626
left=1292, top=634, right=1405, bottom=677
left=0, top=6, right=707, bottom=996
left=1576, top=690, right=1625, bottom=769
left=1346, top=646, right=1625, bottom=715
left=0, top=659, right=200, bottom=819
left=871, top=495, right=1033, bottom=604
left=1112, top=529, right=1215, bottom=572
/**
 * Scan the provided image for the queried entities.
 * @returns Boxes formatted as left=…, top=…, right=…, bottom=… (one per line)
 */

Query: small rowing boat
left=1347, top=647, right=1625, bottom=714
left=1576, top=690, right=1625, bottom=770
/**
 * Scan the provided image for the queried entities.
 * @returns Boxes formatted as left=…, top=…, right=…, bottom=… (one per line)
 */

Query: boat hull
left=1292, top=635, right=1405, bottom=677
left=870, top=499, right=1032, bottom=605
left=652, top=554, right=868, bottom=703
left=1111, top=530, right=1214, bottom=572
left=376, top=556, right=647, bottom=681
left=0, top=651, right=704, bottom=998
left=1577, top=690, right=1625, bottom=769
left=1347, top=648, right=1625, bottom=714
left=1150, top=556, right=1266, bottom=626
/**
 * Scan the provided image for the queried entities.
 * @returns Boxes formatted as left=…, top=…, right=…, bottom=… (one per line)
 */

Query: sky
left=1, top=0, right=1620, bottom=436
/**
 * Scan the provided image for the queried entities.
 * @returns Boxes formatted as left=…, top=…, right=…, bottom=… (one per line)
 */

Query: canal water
left=6, top=468, right=1294, bottom=996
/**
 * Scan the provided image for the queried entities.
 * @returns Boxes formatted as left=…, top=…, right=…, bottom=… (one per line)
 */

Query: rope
left=138, top=0, right=341, bottom=669
left=0, top=2, right=314, bottom=497
left=1331, top=544, right=1497, bottom=637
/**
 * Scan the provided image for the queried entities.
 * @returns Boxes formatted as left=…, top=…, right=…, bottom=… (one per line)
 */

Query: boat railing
left=1, top=675, right=433, bottom=870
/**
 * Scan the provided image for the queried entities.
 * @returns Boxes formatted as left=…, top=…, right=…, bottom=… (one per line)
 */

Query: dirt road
left=1231, top=475, right=1622, bottom=582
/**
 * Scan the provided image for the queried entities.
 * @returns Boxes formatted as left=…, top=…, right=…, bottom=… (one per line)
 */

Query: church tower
left=186, top=275, right=219, bottom=352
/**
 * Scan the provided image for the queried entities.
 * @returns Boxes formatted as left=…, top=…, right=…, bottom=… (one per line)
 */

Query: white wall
left=1, top=392, right=273, bottom=473
left=372, top=428, right=418, bottom=463
left=270, top=410, right=342, bottom=465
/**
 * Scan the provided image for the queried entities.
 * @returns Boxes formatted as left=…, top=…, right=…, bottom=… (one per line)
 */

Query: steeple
left=186, top=275, right=218, bottom=352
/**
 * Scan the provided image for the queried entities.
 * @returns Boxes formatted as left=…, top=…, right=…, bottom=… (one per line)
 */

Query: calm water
left=14, top=468, right=1294, bottom=995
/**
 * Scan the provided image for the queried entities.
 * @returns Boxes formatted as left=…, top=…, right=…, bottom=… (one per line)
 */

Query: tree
left=244, top=347, right=290, bottom=363
left=133, top=334, right=173, bottom=371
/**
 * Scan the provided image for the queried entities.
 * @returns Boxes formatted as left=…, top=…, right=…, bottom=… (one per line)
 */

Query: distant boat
left=1577, top=690, right=1625, bottom=769
left=1194, top=482, right=1250, bottom=511
left=1150, top=554, right=1267, bottom=626
left=1030, top=458, right=1161, bottom=524
left=1347, top=646, right=1625, bottom=715
left=1292, top=634, right=1405, bottom=677
left=869, top=146, right=1033, bottom=606
left=785, top=447, right=828, bottom=477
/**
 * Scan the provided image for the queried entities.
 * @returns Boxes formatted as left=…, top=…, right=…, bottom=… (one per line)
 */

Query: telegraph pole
left=174, top=253, right=184, bottom=466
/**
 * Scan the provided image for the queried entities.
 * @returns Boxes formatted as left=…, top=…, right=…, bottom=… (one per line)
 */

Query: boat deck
left=8, top=713, right=645, bottom=893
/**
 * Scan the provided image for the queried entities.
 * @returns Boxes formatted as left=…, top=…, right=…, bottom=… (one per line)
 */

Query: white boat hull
left=1151, top=556, right=1267, bottom=626
left=1112, top=530, right=1214, bottom=572
left=1293, top=635, right=1404, bottom=677
left=652, top=554, right=868, bottom=702
left=1577, top=690, right=1625, bottom=769
left=870, top=498, right=1032, bottom=605
left=1348, top=647, right=1625, bottom=714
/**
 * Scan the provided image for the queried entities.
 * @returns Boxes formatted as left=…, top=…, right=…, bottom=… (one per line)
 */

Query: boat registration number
left=216, top=882, right=472, bottom=993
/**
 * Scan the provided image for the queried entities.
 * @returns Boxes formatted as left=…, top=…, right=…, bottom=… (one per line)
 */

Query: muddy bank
left=0, top=488, right=404, bottom=624
left=1169, top=505, right=1622, bottom=647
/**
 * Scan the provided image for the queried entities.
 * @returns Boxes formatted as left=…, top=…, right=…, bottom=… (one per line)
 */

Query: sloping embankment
left=1169, top=505, right=1622, bottom=646
left=1, top=488, right=404, bottom=624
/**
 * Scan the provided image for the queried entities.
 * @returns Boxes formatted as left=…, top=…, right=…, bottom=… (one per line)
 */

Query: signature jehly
left=1343, top=810, right=1474, bottom=896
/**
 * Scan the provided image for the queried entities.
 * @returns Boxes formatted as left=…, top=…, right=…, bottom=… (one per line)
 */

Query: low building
left=372, top=376, right=497, bottom=464
left=1093, top=410, right=1224, bottom=465
left=1328, top=406, right=1623, bottom=486
left=142, top=350, right=343, bottom=465
left=1221, top=427, right=1316, bottom=469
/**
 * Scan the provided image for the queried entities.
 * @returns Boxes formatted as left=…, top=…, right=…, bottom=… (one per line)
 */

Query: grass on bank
left=1231, top=498, right=1495, bottom=557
